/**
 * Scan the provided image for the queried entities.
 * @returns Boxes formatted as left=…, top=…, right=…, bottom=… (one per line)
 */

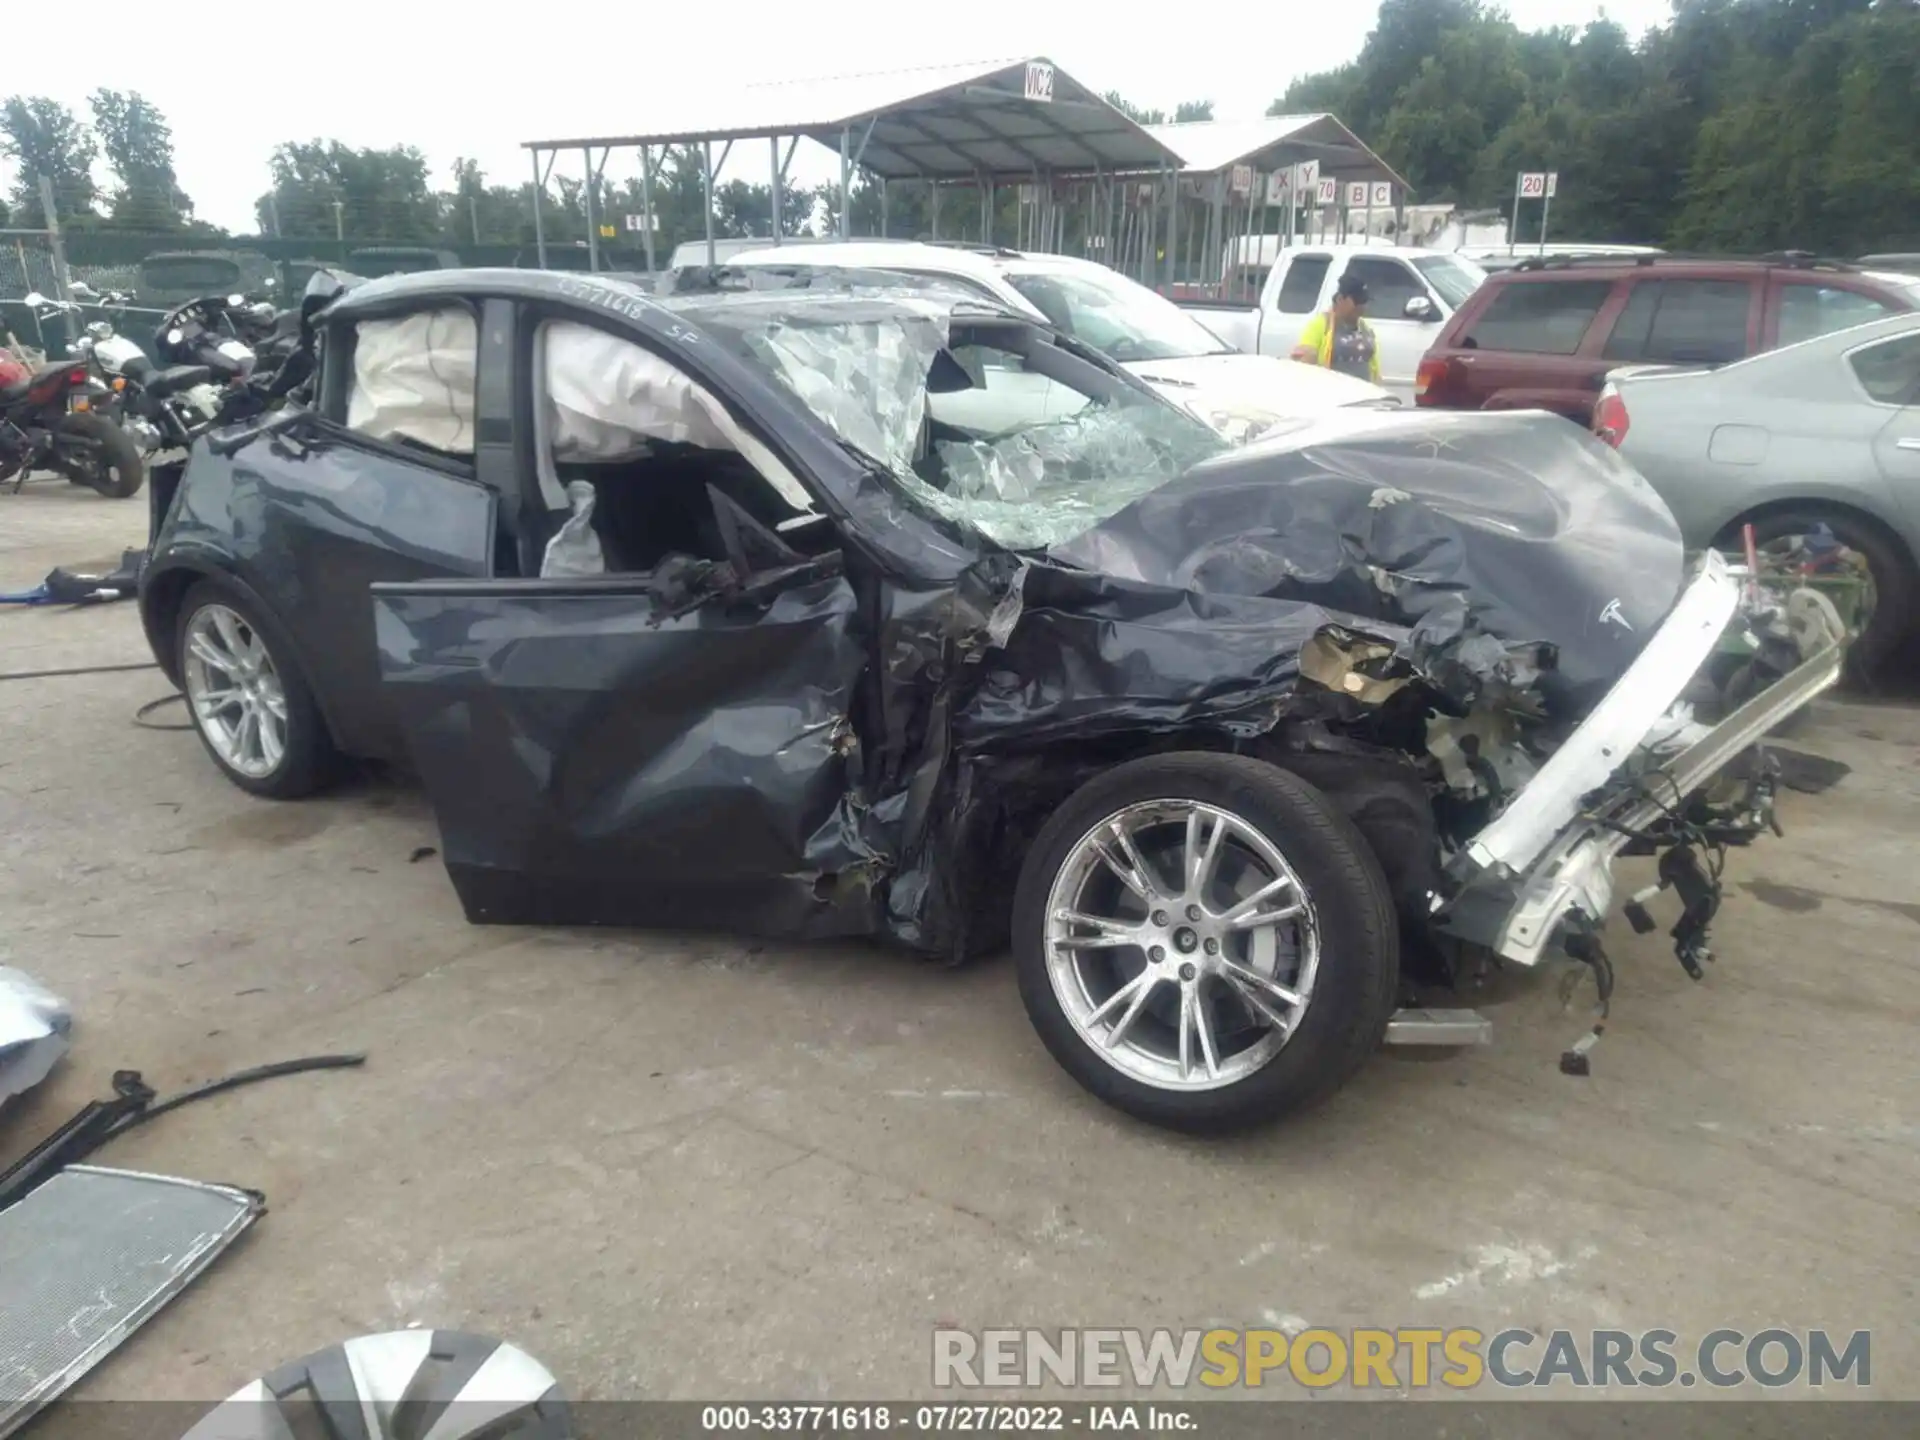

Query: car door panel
left=1449, top=278, right=1621, bottom=421
left=1341, top=256, right=1436, bottom=397
left=1260, top=253, right=1333, bottom=359
left=369, top=561, right=879, bottom=937
left=167, top=434, right=498, bottom=758
left=1877, top=407, right=1920, bottom=537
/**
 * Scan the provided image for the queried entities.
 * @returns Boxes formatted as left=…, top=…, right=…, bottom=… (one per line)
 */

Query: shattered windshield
left=1002, top=265, right=1236, bottom=363
left=695, top=295, right=1229, bottom=550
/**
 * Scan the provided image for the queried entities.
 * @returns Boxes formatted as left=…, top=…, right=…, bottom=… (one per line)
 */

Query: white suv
left=720, top=241, right=1399, bottom=443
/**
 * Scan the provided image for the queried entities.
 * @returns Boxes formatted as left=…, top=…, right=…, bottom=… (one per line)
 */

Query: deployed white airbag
left=347, top=308, right=478, bottom=454
left=540, top=321, right=813, bottom=510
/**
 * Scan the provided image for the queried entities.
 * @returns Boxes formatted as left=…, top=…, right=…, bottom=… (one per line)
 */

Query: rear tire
left=1012, top=752, right=1399, bottom=1133
left=55, top=411, right=146, bottom=498
left=175, top=581, right=336, bottom=799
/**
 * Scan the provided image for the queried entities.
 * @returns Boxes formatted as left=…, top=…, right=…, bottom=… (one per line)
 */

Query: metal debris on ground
left=0, top=1167, right=263, bottom=1440
left=0, top=549, right=148, bottom=606
left=0, top=970, right=70, bottom=1106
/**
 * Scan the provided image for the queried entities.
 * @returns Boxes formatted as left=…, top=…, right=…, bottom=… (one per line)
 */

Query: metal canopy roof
left=521, top=57, right=1187, bottom=181
left=1146, top=115, right=1411, bottom=190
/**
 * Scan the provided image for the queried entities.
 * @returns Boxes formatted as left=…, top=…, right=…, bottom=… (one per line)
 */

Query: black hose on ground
left=0, top=660, right=158, bottom=683
left=107, top=1053, right=369, bottom=1138
left=134, top=692, right=193, bottom=730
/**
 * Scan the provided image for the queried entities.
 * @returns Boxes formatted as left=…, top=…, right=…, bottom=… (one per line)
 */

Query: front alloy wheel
left=1044, top=799, right=1319, bottom=1091
left=1014, top=753, right=1399, bottom=1132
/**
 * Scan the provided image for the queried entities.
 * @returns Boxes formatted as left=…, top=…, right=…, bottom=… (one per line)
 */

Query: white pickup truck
left=1179, top=245, right=1489, bottom=401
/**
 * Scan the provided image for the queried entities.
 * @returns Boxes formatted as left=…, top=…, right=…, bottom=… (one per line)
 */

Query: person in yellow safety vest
left=1291, top=272, right=1380, bottom=383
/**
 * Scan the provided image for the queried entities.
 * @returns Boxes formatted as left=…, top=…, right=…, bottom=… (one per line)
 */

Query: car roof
left=1485, top=254, right=1912, bottom=285
left=1269, top=243, right=1467, bottom=261
left=323, top=264, right=1020, bottom=326
left=727, top=240, right=1014, bottom=281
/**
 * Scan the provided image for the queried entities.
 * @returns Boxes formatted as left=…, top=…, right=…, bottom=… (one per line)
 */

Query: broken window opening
left=345, top=307, right=479, bottom=459
left=531, top=319, right=825, bottom=580
left=712, top=303, right=1230, bottom=554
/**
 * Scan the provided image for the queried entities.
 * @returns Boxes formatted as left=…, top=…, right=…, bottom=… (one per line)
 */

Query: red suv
left=1415, top=253, right=1920, bottom=424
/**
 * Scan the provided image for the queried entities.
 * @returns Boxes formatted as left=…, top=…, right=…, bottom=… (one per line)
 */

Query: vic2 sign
left=1024, top=62, right=1055, bottom=102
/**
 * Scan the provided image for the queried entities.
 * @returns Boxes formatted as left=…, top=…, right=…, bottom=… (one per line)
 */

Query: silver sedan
left=1596, top=313, right=1920, bottom=673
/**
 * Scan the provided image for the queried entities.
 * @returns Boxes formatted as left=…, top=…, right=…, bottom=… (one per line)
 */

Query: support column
left=583, top=147, right=599, bottom=273
left=770, top=137, right=783, bottom=245
left=638, top=146, right=657, bottom=274
left=838, top=128, right=853, bottom=239
left=703, top=140, right=717, bottom=265
left=531, top=149, right=548, bottom=269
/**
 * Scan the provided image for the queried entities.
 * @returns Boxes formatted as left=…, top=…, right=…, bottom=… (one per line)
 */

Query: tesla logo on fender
left=1599, top=599, right=1633, bottom=632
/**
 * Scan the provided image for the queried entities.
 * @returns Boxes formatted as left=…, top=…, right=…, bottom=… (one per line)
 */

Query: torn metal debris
left=0, top=1167, right=263, bottom=1440
left=0, top=968, right=70, bottom=1105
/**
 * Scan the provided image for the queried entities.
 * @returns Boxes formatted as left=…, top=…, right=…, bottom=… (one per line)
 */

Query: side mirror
left=1404, top=295, right=1438, bottom=322
left=22, top=292, right=45, bottom=307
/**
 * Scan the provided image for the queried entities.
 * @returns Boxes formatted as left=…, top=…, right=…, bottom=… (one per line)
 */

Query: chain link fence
left=0, top=234, right=60, bottom=299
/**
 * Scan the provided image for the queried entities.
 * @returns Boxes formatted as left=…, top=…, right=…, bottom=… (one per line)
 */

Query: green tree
left=256, top=141, right=441, bottom=243
left=89, top=89, right=190, bottom=228
left=1102, top=94, right=1213, bottom=126
left=0, top=96, right=97, bottom=220
left=1264, top=0, right=1920, bottom=252
left=1103, top=92, right=1166, bottom=125
left=440, top=158, right=541, bottom=247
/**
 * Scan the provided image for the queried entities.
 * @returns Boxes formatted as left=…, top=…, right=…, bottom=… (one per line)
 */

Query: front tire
left=55, top=411, right=146, bottom=498
left=1012, top=753, right=1399, bottom=1133
left=176, top=581, right=336, bottom=799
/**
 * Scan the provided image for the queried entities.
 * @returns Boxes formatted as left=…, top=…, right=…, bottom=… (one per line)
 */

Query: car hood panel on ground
left=1050, top=407, right=1685, bottom=705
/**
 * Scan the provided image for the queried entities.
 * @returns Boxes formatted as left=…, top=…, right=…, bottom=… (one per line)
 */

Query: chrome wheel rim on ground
left=181, top=603, right=289, bottom=779
left=1044, top=799, right=1321, bottom=1092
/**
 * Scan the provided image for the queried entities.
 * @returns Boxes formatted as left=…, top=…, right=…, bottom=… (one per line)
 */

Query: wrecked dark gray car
left=138, top=269, right=1845, bottom=1131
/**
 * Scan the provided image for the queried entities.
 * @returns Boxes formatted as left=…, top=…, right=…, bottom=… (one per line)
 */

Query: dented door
left=369, top=562, right=881, bottom=937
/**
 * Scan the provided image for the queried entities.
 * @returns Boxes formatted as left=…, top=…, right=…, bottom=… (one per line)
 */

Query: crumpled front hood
left=1049, top=408, right=1686, bottom=703
left=1124, top=353, right=1397, bottom=442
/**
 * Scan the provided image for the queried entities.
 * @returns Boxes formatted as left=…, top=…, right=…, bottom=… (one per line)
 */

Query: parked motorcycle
left=0, top=342, right=147, bottom=498
left=149, top=293, right=277, bottom=427
left=72, top=316, right=218, bottom=458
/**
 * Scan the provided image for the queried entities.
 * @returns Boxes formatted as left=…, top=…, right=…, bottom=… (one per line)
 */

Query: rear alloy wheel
left=176, top=583, right=335, bottom=798
left=54, top=411, right=146, bottom=498
left=1013, top=753, right=1398, bottom=1132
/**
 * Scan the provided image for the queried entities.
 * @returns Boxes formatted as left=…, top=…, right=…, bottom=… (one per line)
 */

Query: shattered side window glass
left=689, top=292, right=1230, bottom=552
left=917, top=397, right=1224, bottom=550
left=743, top=305, right=950, bottom=476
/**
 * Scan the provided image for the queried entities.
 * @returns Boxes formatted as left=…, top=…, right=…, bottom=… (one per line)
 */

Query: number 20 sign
left=1518, top=171, right=1559, bottom=198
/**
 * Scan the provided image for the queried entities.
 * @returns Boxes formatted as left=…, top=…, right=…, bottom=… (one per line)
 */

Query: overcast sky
left=7, top=0, right=1672, bottom=232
